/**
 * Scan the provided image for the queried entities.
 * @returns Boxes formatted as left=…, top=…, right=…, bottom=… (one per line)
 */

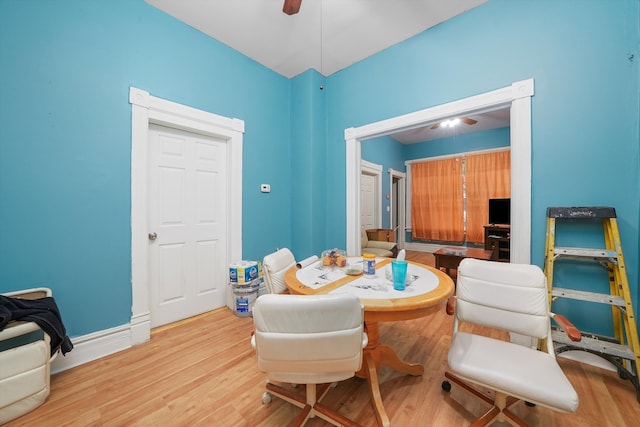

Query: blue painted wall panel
left=0, top=0, right=638, bottom=340
left=0, top=0, right=290, bottom=336
left=325, top=0, right=639, bottom=335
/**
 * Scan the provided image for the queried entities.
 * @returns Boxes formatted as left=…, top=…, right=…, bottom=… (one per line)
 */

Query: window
left=409, top=149, right=510, bottom=244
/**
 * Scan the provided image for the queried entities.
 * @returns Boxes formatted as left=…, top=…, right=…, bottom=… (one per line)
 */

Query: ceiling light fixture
left=441, top=118, right=461, bottom=128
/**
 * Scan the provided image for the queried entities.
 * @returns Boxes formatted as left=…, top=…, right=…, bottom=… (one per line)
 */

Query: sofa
left=361, top=228, right=397, bottom=257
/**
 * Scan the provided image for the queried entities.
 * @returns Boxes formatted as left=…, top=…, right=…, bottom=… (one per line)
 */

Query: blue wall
left=1, top=0, right=639, bottom=341
left=0, top=0, right=291, bottom=336
left=290, top=70, right=328, bottom=259
left=325, top=0, right=639, bottom=335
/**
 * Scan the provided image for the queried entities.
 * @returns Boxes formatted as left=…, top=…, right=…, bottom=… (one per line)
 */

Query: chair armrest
left=550, top=312, right=582, bottom=342
left=446, top=296, right=456, bottom=315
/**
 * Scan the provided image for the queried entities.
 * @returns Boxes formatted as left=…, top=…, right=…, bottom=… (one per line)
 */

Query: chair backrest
left=361, top=228, right=368, bottom=248
left=456, top=258, right=550, bottom=339
left=262, top=248, right=296, bottom=294
left=252, top=293, right=365, bottom=383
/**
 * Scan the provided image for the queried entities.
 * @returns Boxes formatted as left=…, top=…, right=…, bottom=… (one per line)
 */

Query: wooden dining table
left=285, top=256, right=455, bottom=427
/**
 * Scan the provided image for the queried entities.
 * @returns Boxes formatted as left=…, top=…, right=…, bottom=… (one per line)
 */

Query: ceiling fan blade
left=283, top=0, right=302, bottom=15
left=430, top=123, right=440, bottom=130
left=462, top=117, right=478, bottom=125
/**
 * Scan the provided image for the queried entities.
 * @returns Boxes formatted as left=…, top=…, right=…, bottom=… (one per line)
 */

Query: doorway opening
left=345, top=79, right=534, bottom=264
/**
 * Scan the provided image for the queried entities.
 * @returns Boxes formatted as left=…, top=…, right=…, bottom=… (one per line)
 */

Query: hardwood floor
left=7, top=251, right=640, bottom=426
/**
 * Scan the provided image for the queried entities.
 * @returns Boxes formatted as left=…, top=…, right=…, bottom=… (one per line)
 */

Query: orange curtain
left=465, top=150, right=511, bottom=243
left=411, top=158, right=464, bottom=242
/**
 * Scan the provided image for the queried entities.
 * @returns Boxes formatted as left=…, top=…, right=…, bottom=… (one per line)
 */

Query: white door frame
left=129, top=87, right=244, bottom=345
left=388, top=168, right=406, bottom=249
left=345, top=79, right=534, bottom=263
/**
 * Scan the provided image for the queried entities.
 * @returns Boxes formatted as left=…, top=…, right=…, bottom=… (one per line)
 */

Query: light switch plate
left=261, top=184, right=271, bottom=193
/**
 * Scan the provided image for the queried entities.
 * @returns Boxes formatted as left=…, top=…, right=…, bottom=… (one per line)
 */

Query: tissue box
left=229, top=260, right=259, bottom=283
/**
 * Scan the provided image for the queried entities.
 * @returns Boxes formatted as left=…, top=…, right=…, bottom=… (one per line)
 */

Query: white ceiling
left=144, top=0, right=507, bottom=144
left=392, top=107, right=511, bottom=143
left=145, top=0, right=487, bottom=78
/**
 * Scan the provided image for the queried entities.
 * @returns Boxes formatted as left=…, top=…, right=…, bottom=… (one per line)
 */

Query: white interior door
left=148, top=124, right=228, bottom=327
left=361, top=173, right=376, bottom=230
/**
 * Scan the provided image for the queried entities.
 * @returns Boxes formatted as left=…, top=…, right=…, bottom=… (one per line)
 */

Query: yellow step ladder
left=544, top=206, right=640, bottom=401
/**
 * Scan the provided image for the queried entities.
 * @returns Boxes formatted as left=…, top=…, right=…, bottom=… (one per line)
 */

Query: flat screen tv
left=488, top=198, right=510, bottom=225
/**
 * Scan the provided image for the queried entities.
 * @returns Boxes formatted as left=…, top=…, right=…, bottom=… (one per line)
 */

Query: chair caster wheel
left=262, top=392, right=272, bottom=404
left=525, top=401, right=536, bottom=407
left=442, top=380, right=451, bottom=392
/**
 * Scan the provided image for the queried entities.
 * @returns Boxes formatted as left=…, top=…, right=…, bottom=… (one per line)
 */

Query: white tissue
left=396, top=249, right=406, bottom=261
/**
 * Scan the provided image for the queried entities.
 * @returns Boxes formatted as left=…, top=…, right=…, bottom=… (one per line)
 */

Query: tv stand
left=484, top=225, right=510, bottom=262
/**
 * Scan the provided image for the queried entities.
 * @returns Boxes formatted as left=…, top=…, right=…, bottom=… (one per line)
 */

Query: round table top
left=285, top=256, right=455, bottom=323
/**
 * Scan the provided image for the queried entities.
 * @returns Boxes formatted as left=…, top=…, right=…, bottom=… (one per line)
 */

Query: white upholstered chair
left=251, top=293, right=368, bottom=427
left=442, top=258, right=581, bottom=426
left=262, top=248, right=296, bottom=294
left=0, top=288, right=57, bottom=424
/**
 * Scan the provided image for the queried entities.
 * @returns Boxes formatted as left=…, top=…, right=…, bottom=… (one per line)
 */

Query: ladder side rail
left=603, top=219, right=625, bottom=348
left=544, top=216, right=557, bottom=309
left=607, top=218, right=640, bottom=369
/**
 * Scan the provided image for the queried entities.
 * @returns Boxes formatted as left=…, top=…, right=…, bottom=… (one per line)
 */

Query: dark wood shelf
left=484, top=225, right=510, bottom=262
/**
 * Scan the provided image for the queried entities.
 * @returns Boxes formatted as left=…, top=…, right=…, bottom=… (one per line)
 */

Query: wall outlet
left=260, top=184, right=271, bottom=193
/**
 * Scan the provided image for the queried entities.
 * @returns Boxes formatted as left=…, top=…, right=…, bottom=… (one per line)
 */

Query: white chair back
left=262, top=248, right=296, bottom=294
left=253, top=293, right=365, bottom=384
left=456, top=258, right=550, bottom=339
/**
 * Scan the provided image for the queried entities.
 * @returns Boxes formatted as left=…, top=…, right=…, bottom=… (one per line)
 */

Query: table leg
left=357, top=322, right=424, bottom=427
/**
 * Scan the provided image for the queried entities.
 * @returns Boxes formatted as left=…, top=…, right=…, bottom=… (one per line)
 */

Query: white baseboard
left=51, top=324, right=134, bottom=374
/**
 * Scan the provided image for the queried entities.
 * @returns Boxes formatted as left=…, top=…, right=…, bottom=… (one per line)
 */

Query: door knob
left=148, top=232, right=158, bottom=241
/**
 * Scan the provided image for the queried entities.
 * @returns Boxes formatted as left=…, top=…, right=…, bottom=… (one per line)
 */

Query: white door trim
left=388, top=168, right=406, bottom=249
left=129, top=87, right=244, bottom=345
left=345, top=79, right=534, bottom=264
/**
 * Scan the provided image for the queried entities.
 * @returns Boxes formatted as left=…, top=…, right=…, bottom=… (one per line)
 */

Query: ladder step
left=552, top=287, right=626, bottom=307
left=552, top=329, right=635, bottom=360
left=547, top=206, right=616, bottom=219
left=553, top=246, right=617, bottom=259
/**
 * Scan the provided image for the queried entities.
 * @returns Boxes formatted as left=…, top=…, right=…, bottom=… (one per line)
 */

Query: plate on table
left=343, top=265, right=363, bottom=276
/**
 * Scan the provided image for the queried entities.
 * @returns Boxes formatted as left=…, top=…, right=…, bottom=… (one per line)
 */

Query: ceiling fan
left=283, top=0, right=302, bottom=15
left=429, top=117, right=478, bottom=130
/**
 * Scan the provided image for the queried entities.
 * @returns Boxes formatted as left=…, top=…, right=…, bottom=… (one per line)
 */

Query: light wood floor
left=7, top=251, right=640, bottom=426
